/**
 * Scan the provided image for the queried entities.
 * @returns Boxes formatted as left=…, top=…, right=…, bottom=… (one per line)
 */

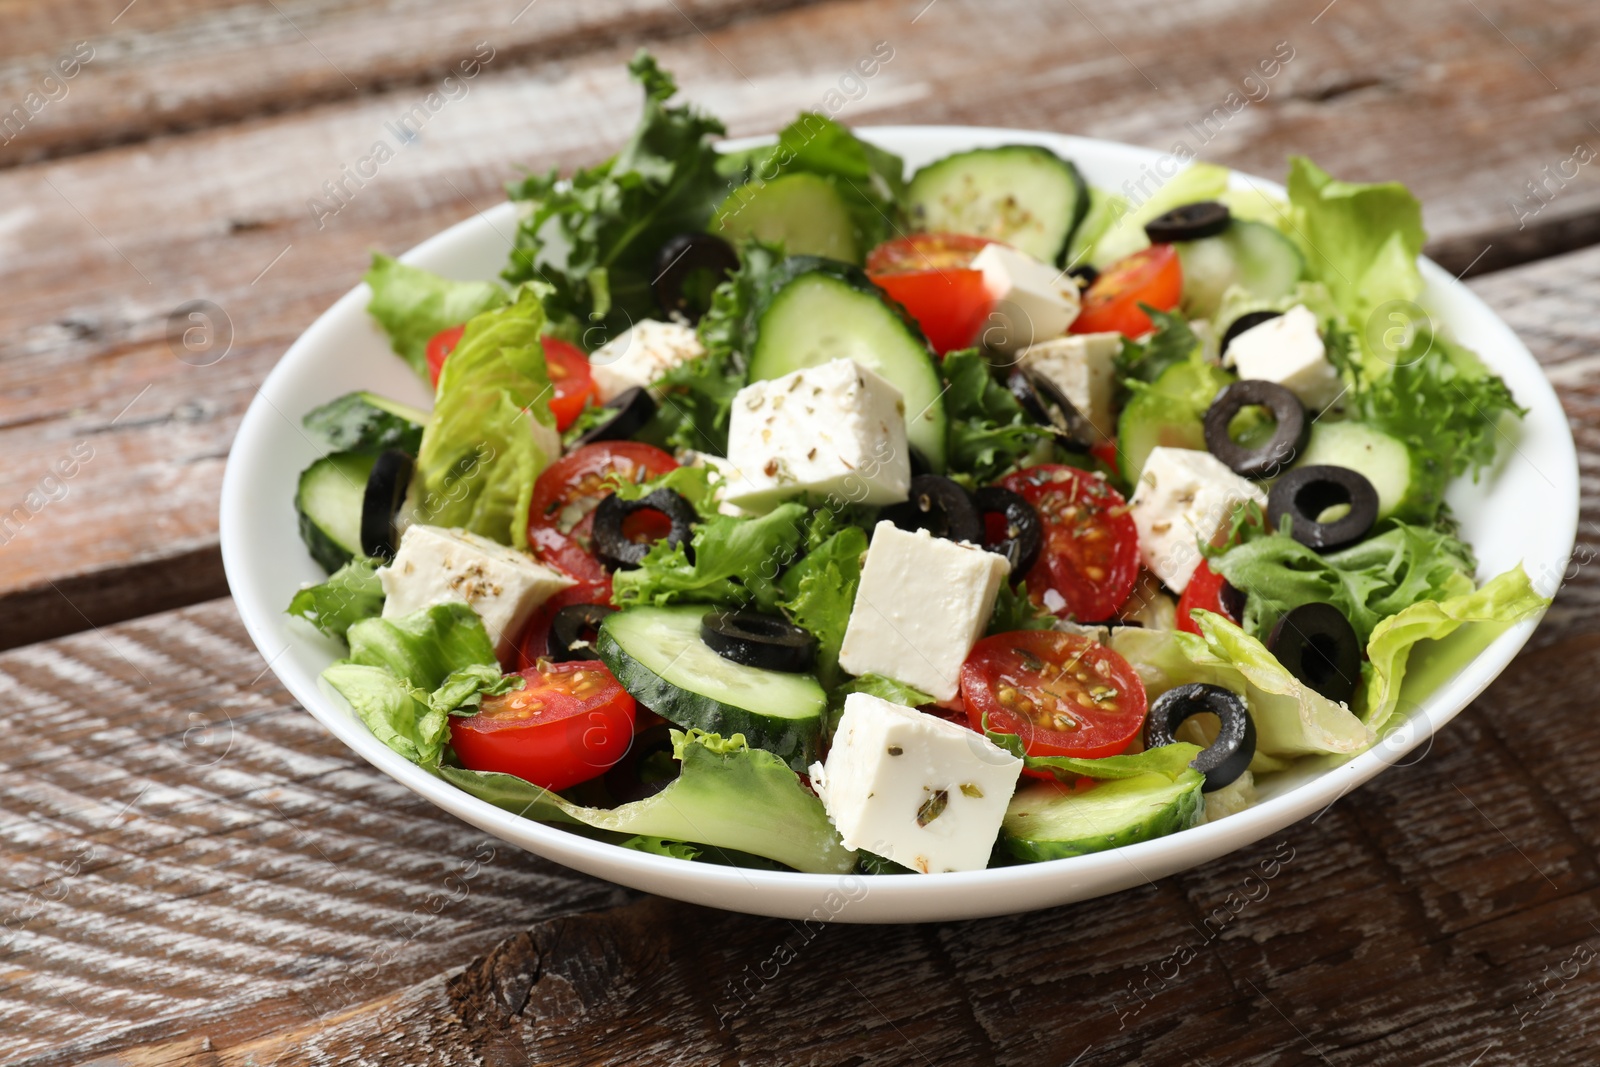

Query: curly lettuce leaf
left=287, top=556, right=385, bottom=641
left=612, top=502, right=808, bottom=610
left=503, top=51, right=726, bottom=336
left=365, top=254, right=509, bottom=380
left=409, top=289, right=555, bottom=548
left=345, top=602, right=500, bottom=692
left=607, top=462, right=724, bottom=521
left=437, top=730, right=855, bottom=873
left=777, top=514, right=869, bottom=687
left=1115, top=306, right=1201, bottom=388
left=1208, top=511, right=1478, bottom=646
left=942, top=346, right=1051, bottom=484
left=986, top=581, right=1057, bottom=635
left=984, top=727, right=1203, bottom=783
left=1362, top=565, right=1549, bottom=729
left=1110, top=613, right=1374, bottom=768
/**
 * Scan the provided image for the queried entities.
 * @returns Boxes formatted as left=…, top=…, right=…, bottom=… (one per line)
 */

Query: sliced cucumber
left=1117, top=361, right=1233, bottom=483
left=296, top=451, right=377, bottom=573
left=597, top=605, right=827, bottom=771
left=1176, top=220, right=1305, bottom=320
left=907, top=145, right=1089, bottom=264
left=1295, top=420, right=1412, bottom=521
left=1001, top=770, right=1204, bottom=862
left=303, top=391, right=427, bottom=454
left=747, top=260, right=947, bottom=471
left=711, top=173, right=860, bottom=262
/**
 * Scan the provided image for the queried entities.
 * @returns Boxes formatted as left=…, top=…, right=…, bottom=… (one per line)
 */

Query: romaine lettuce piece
left=287, top=556, right=385, bottom=640
left=365, top=254, right=508, bottom=380
left=345, top=602, right=499, bottom=691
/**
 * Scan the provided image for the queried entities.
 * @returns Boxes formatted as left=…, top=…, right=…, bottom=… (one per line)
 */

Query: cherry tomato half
left=998, top=465, right=1140, bottom=623
left=866, top=234, right=997, bottom=355
left=961, top=630, right=1148, bottom=764
left=450, top=661, right=637, bottom=791
left=425, top=324, right=466, bottom=389
left=1071, top=244, right=1182, bottom=338
left=542, top=337, right=600, bottom=432
left=515, top=579, right=614, bottom=673
left=527, top=442, right=679, bottom=582
left=1175, top=560, right=1242, bottom=636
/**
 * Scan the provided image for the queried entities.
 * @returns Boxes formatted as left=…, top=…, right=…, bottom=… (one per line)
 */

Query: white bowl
left=220, top=127, right=1577, bottom=922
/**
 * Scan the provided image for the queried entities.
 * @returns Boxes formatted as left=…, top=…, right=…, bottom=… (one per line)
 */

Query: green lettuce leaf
left=503, top=51, right=726, bottom=336
left=986, top=581, right=1057, bottom=635
left=345, top=603, right=500, bottom=691
left=777, top=514, right=869, bottom=687
left=607, top=462, right=724, bottom=521
left=287, top=556, right=385, bottom=640
left=437, top=730, right=856, bottom=873
left=1208, top=512, right=1478, bottom=646
left=984, top=727, right=1203, bottom=783
left=430, top=662, right=524, bottom=717
left=1362, top=565, right=1549, bottom=729
left=612, top=502, right=809, bottom=610
left=365, top=254, right=509, bottom=380
left=409, top=289, right=556, bottom=548
left=323, top=664, right=449, bottom=765
left=1114, top=306, right=1201, bottom=389
left=1109, top=613, right=1374, bottom=767
left=942, top=346, right=1052, bottom=484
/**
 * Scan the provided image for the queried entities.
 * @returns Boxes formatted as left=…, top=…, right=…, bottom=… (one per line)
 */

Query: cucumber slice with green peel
left=907, top=145, right=1089, bottom=264
left=1176, top=220, right=1305, bottom=320
left=1001, top=770, right=1204, bottom=862
left=1295, top=420, right=1412, bottom=521
left=303, top=391, right=427, bottom=454
left=296, top=450, right=378, bottom=572
left=747, top=260, right=948, bottom=471
left=597, top=605, right=827, bottom=771
left=711, top=173, right=861, bottom=262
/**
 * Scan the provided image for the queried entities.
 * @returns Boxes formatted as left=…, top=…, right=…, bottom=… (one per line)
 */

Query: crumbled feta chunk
left=1222, top=305, right=1344, bottom=410
left=838, top=521, right=1010, bottom=701
left=377, top=524, right=574, bottom=659
left=972, top=243, right=1081, bottom=354
left=587, top=319, right=705, bottom=402
left=724, top=359, right=911, bottom=511
left=1018, top=331, right=1123, bottom=442
left=1129, top=447, right=1266, bottom=593
left=809, top=692, right=1023, bottom=873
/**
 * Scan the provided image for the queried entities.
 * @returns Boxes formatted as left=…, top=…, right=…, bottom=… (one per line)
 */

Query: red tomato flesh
left=449, top=661, right=637, bottom=791
left=1176, top=560, right=1242, bottom=636
left=866, top=233, right=997, bottom=354
left=527, top=443, right=679, bottom=582
left=425, top=324, right=465, bottom=389
left=962, top=630, right=1148, bottom=764
left=541, top=337, right=600, bottom=432
left=1071, top=244, right=1182, bottom=338
left=998, top=465, right=1140, bottom=622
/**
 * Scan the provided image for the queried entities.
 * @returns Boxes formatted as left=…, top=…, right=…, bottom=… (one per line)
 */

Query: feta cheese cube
left=1018, top=331, right=1123, bottom=442
left=377, top=524, right=574, bottom=659
left=1128, top=447, right=1267, bottom=593
left=810, top=692, right=1023, bottom=873
left=724, top=359, right=911, bottom=511
left=587, top=319, right=705, bottom=402
left=838, top=521, right=1010, bottom=701
left=1222, top=305, right=1344, bottom=410
left=972, top=243, right=1081, bottom=354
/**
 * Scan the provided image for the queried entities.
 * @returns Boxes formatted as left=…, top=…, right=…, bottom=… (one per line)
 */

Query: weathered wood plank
left=0, top=0, right=820, bottom=168
left=4, top=600, right=1597, bottom=1065
left=4, top=0, right=1600, bottom=649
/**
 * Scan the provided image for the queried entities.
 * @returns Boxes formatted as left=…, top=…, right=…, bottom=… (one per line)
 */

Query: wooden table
left=4, top=1, right=1599, bottom=1062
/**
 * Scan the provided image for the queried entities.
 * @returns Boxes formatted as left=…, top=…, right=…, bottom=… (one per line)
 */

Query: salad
left=286, top=53, right=1548, bottom=877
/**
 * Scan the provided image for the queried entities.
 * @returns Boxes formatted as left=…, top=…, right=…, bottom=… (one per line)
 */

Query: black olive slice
left=1266, top=465, right=1379, bottom=552
left=592, top=488, right=697, bottom=570
left=360, top=448, right=414, bottom=559
left=1007, top=369, right=1096, bottom=450
left=1068, top=264, right=1099, bottom=289
left=973, top=485, right=1042, bottom=577
left=701, top=610, right=817, bottom=673
left=653, top=233, right=740, bottom=324
left=879, top=474, right=984, bottom=544
left=1218, top=577, right=1248, bottom=621
left=1219, top=310, right=1282, bottom=358
left=1203, top=380, right=1309, bottom=479
left=1144, top=682, right=1256, bottom=792
left=1144, top=200, right=1231, bottom=244
left=908, top=447, right=934, bottom=479
left=1267, top=602, right=1362, bottom=705
left=572, top=386, right=658, bottom=447
left=546, top=603, right=618, bottom=662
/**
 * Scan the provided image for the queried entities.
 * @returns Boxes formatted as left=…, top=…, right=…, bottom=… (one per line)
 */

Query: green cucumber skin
left=711, top=172, right=861, bottom=262
left=1001, top=776, right=1204, bottom=862
left=595, top=625, right=822, bottom=773
left=1295, top=420, right=1412, bottom=521
left=1176, top=220, right=1304, bottom=320
left=296, top=451, right=376, bottom=573
left=907, top=145, right=1090, bottom=265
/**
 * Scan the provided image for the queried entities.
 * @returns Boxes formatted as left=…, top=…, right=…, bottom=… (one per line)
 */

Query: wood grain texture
left=3, top=600, right=1598, bottom=1066
left=2, top=0, right=1600, bottom=647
